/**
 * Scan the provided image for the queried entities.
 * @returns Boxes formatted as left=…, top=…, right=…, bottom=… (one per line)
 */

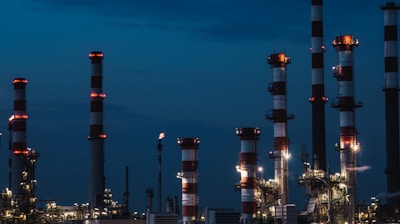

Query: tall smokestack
left=266, top=53, right=293, bottom=205
left=310, top=0, right=327, bottom=170
left=122, top=165, right=130, bottom=217
left=157, top=132, right=165, bottom=212
left=177, top=137, right=200, bottom=224
left=10, top=78, right=28, bottom=196
left=88, top=51, right=106, bottom=208
left=332, top=35, right=362, bottom=224
left=235, top=127, right=260, bottom=223
left=381, top=2, right=400, bottom=208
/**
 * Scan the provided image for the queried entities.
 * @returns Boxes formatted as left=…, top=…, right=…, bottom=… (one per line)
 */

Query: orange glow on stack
left=308, top=96, right=328, bottom=103
left=88, top=52, right=104, bottom=59
left=332, top=35, right=359, bottom=48
left=12, top=79, right=28, bottom=84
left=13, top=150, right=29, bottom=155
left=13, top=114, right=28, bottom=120
left=90, top=92, right=106, bottom=98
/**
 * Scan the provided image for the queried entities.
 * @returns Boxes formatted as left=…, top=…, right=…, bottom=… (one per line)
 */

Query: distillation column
left=177, top=138, right=200, bottom=224
left=236, top=127, right=260, bottom=223
left=310, top=0, right=327, bottom=170
left=381, top=2, right=400, bottom=208
left=88, top=51, right=106, bottom=208
left=332, top=35, right=362, bottom=224
left=266, top=53, right=293, bottom=205
left=10, top=78, right=28, bottom=196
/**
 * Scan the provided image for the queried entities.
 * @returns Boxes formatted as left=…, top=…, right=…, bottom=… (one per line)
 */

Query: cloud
left=346, top=165, right=372, bottom=172
left=387, top=191, right=400, bottom=199
left=375, top=191, right=400, bottom=199
left=102, top=21, right=141, bottom=29
left=26, top=0, right=309, bottom=43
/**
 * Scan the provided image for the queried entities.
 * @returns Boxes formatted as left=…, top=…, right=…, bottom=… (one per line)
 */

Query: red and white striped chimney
left=10, top=78, right=28, bottom=195
left=332, top=35, right=361, bottom=224
left=310, top=0, right=327, bottom=171
left=88, top=51, right=106, bottom=208
left=381, top=2, right=400, bottom=207
left=266, top=53, right=293, bottom=205
left=177, top=137, right=200, bottom=224
left=236, top=127, right=260, bottom=223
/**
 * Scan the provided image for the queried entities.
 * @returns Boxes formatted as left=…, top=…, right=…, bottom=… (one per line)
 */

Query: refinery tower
left=266, top=53, right=293, bottom=205
left=88, top=51, right=107, bottom=208
left=310, top=0, right=327, bottom=171
left=332, top=34, right=362, bottom=224
left=235, top=127, right=260, bottom=223
left=381, top=2, right=400, bottom=209
left=177, top=137, right=200, bottom=224
left=10, top=78, right=29, bottom=195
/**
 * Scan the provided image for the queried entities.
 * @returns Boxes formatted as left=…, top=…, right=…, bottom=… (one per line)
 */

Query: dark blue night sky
left=0, top=0, right=391, bottom=213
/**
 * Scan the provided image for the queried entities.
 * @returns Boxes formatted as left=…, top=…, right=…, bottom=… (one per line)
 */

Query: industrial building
left=201, top=207, right=240, bottom=224
left=0, top=1, right=398, bottom=224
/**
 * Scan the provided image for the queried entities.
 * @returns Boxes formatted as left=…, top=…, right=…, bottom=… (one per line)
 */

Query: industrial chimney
left=10, top=78, right=28, bottom=196
left=266, top=53, right=293, bottom=205
left=88, top=51, right=106, bottom=208
left=381, top=2, right=400, bottom=208
left=122, top=166, right=130, bottom=217
left=310, top=0, right=327, bottom=171
left=177, top=137, right=200, bottom=224
left=332, top=35, right=362, bottom=224
left=235, top=127, right=260, bottom=223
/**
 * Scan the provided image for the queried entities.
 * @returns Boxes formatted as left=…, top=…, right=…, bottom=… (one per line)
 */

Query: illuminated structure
left=177, top=137, right=200, bottom=224
left=10, top=78, right=29, bottom=196
left=235, top=127, right=260, bottom=223
left=297, top=1, right=331, bottom=222
left=332, top=35, right=362, bottom=224
left=381, top=2, right=400, bottom=209
left=310, top=0, right=327, bottom=171
left=157, top=132, right=165, bottom=212
left=7, top=78, right=39, bottom=223
left=88, top=51, right=106, bottom=208
left=266, top=53, right=293, bottom=205
left=22, top=148, right=39, bottom=223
